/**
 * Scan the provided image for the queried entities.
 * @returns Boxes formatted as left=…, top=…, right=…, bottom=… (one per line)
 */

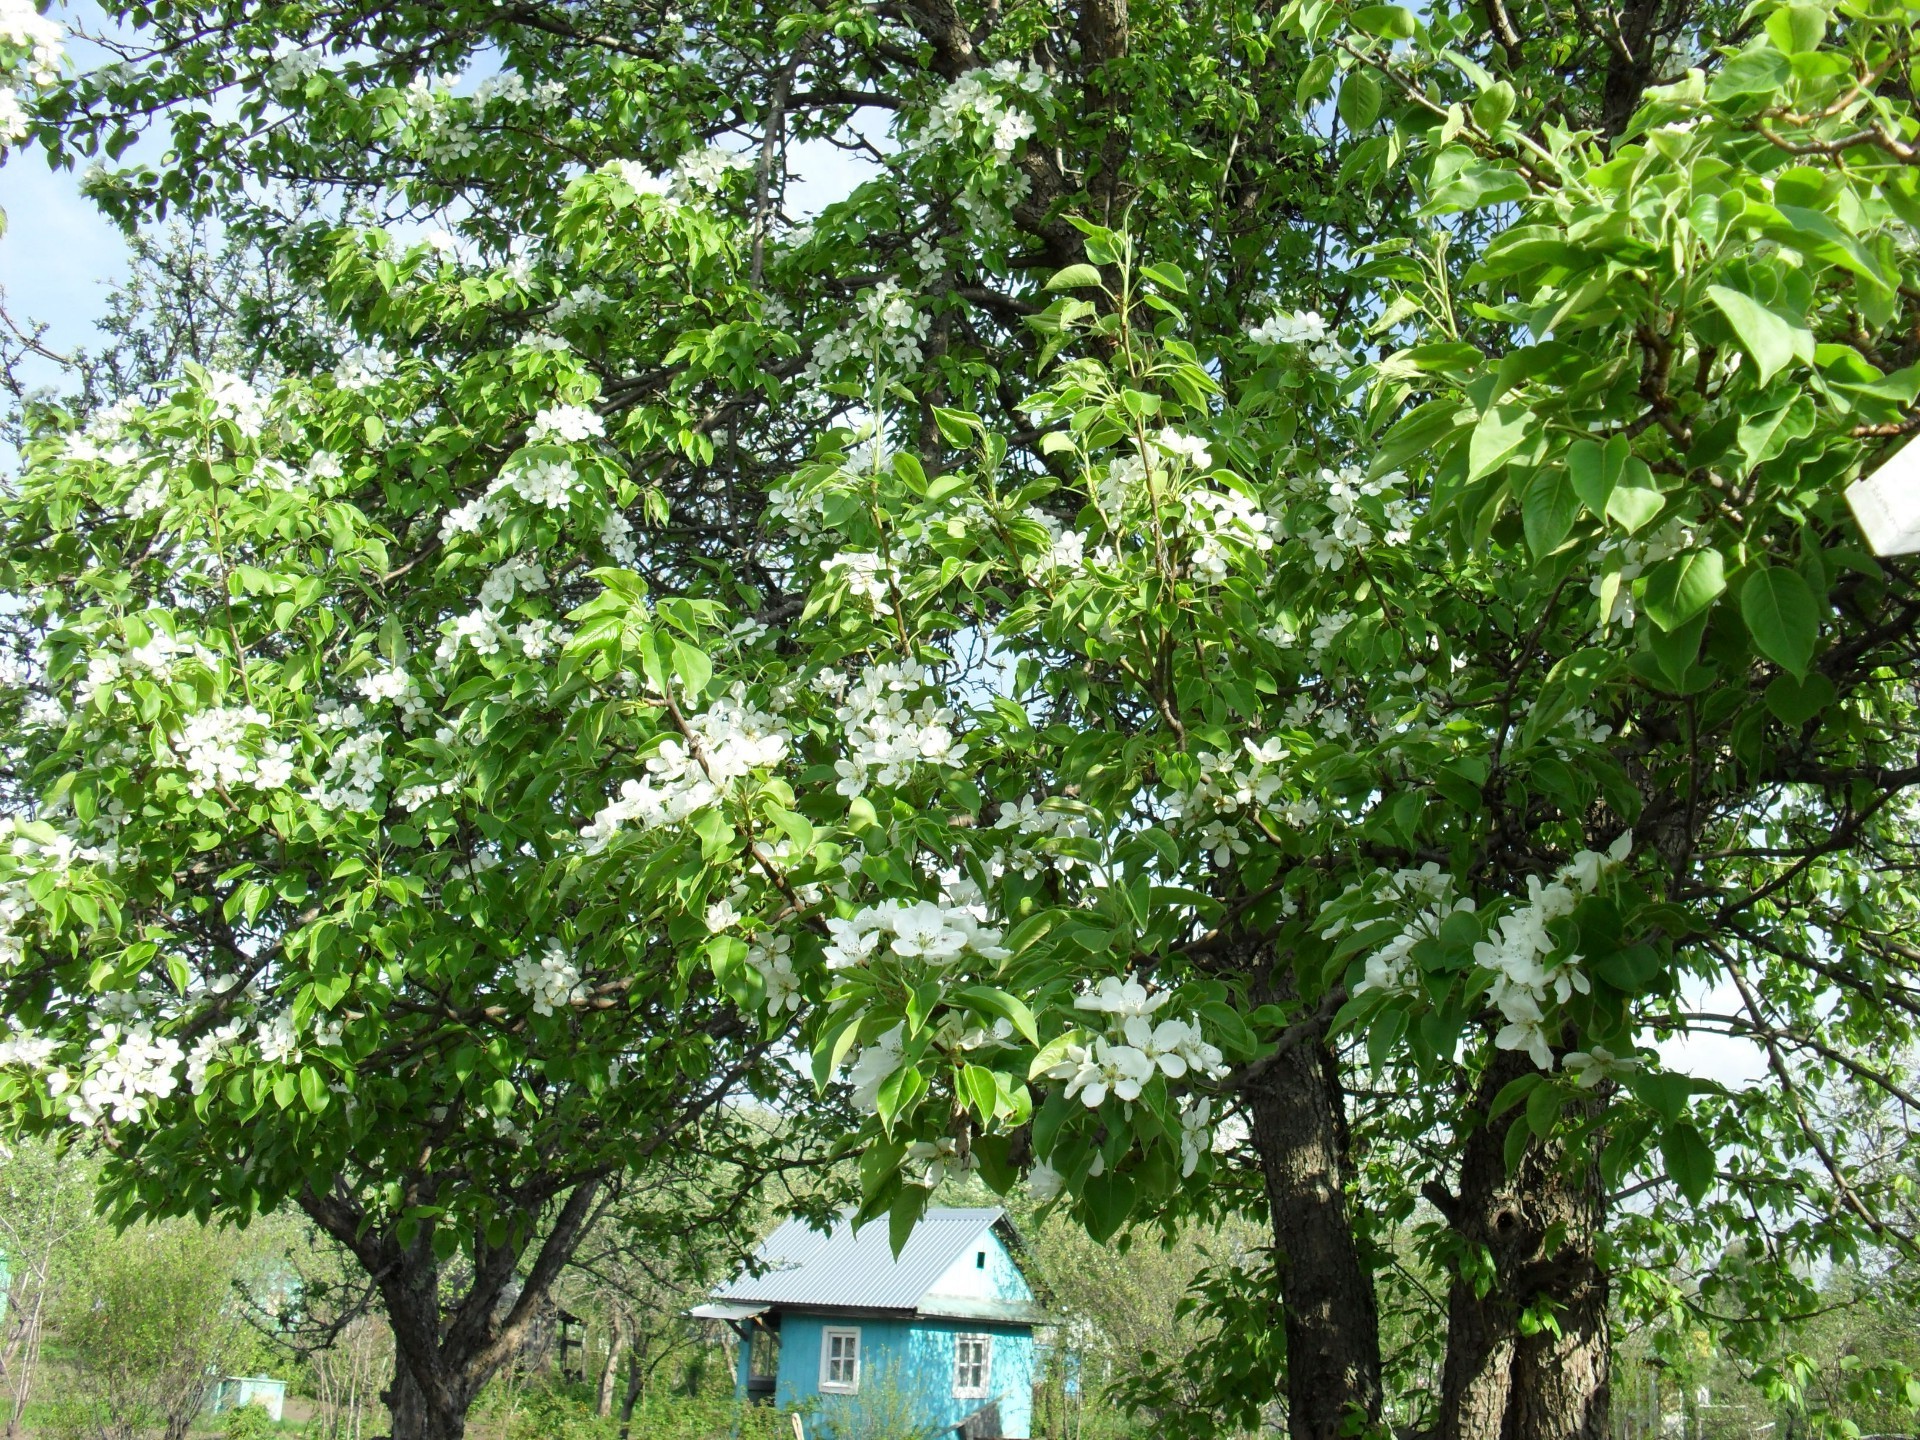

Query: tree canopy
left=5, top=0, right=1920, bottom=1435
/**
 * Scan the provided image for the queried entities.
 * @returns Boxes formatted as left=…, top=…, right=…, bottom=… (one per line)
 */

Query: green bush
left=221, top=1402, right=278, bottom=1440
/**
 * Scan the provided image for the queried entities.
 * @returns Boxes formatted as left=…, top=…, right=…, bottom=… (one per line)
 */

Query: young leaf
left=1046, top=264, right=1106, bottom=291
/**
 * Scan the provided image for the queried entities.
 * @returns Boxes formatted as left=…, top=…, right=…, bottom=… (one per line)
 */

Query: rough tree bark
left=1239, top=964, right=1384, bottom=1440
left=1427, top=1049, right=1610, bottom=1440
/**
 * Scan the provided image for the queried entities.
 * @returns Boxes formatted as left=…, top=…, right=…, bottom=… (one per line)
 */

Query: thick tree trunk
left=383, top=1361, right=467, bottom=1440
left=304, top=1176, right=606, bottom=1440
left=1430, top=1050, right=1610, bottom=1440
left=1242, top=974, right=1383, bottom=1440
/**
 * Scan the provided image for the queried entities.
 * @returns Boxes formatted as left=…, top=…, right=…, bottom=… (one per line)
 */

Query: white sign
left=1846, top=433, right=1920, bottom=556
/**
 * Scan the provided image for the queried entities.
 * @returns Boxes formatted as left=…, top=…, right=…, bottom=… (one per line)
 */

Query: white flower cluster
left=905, top=1136, right=974, bottom=1189
left=267, top=46, right=322, bottom=95
left=581, top=690, right=790, bottom=849
left=1019, top=507, right=1091, bottom=578
left=989, top=795, right=1093, bottom=879
left=822, top=897, right=1010, bottom=973
left=674, top=144, right=754, bottom=194
left=829, top=661, right=969, bottom=797
left=922, top=60, right=1048, bottom=156
left=513, top=939, right=587, bottom=1015
left=506, top=457, right=581, bottom=508
left=474, top=69, right=567, bottom=108
left=200, top=370, right=267, bottom=436
left=429, top=557, right=551, bottom=668
left=335, top=346, right=396, bottom=390
left=1165, top=737, right=1321, bottom=866
left=1291, top=465, right=1414, bottom=573
left=607, top=158, right=675, bottom=201
left=354, top=664, right=429, bottom=727
left=1247, top=307, right=1351, bottom=370
left=75, top=629, right=213, bottom=708
left=1, top=825, right=109, bottom=968
left=1347, top=863, right=1479, bottom=999
left=529, top=404, right=605, bottom=443
left=1476, top=833, right=1632, bottom=1068
left=823, top=551, right=898, bottom=615
left=0, top=0, right=63, bottom=101
left=551, top=283, right=612, bottom=322
left=1179, top=485, right=1274, bottom=582
left=401, top=74, right=477, bottom=164
left=601, top=511, right=639, bottom=565
left=1040, top=977, right=1226, bottom=1162
left=808, top=279, right=930, bottom=380
left=847, top=1023, right=905, bottom=1111
left=59, top=1023, right=183, bottom=1125
left=255, top=1011, right=302, bottom=1065
left=746, top=932, right=802, bottom=1013
left=171, top=705, right=296, bottom=796
left=1098, top=432, right=1183, bottom=516
left=310, top=729, right=386, bottom=812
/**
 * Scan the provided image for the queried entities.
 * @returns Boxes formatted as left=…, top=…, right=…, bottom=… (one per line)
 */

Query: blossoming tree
left=8, top=0, right=1920, bottom=1435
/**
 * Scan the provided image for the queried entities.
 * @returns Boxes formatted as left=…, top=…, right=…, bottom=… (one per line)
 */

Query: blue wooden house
left=694, top=1207, right=1050, bottom=1439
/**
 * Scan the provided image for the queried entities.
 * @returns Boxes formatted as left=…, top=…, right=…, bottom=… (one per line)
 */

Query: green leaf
left=1046, top=264, right=1105, bottom=291
left=962, top=1063, right=1000, bottom=1119
left=1605, top=475, right=1664, bottom=534
left=672, top=640, right=712, bottom=698
left=1468, top=400, right=1538, bottom=481
left=1642, top=550, right=1725, bottom=631
left=954, top=986, right=1040, bottom=1046
left=1140, top=262, right=1189, bottom=294
left=1764, top=670, right=1834, bottom=725
left=1297, top=52, right=1337, bottom=105
left=1567, top=437, right=1622, bottom=515
left=1471, top=80, right=1516, bottom=131
left=1337, top=70, right=1383, bottom=131
left=1740, top=566, right=1819, bottom=678
left=1660, top=1122, right=1714, bottom=1202
left=1350, top=4, right=1418, bottom=37
left=299, top=1065, right=330, bottom=1114
left=1765, top=4, right=1826, bottom=54
left=1489, top=1071, right=1543, bottom=1117
left=1522, top=467, right=1578, bottom=557
left=931, top=407, right=980, bottom=446
left=1526, top=1081, right=1561, bottom=1139
left=1706, top=284, right=1813, bottom=386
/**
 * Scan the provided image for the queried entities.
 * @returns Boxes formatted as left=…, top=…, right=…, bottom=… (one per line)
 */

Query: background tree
left=0, top=1138, right=94, bottom=1437
left=43, top=1218, right=263, bottom=1440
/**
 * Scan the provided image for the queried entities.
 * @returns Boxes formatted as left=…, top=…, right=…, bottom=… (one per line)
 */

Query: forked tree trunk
left=305, top=1175, right=606, bottom=1440
left=1429, top=1049, right=1610, bottom=1440
left=1241, top=966, right=1383, bottom=1440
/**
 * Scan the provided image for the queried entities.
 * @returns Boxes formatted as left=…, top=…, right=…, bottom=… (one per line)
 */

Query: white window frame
left=820, top=1326, right=861, bottom=1393
left=953, top=1333, right=992, bottom=1399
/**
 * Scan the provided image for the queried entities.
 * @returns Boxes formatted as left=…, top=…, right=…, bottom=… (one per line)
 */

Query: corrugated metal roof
left=710, top=1207, right=1008, bottom=1313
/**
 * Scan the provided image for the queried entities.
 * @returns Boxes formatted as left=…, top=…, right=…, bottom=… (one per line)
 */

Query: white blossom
left=513, top=939, right=587, bottom=1015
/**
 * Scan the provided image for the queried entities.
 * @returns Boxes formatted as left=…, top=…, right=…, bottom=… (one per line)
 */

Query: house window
left=820, top=1327, right=861, bottom=1393
left=749, top=1325, right=780, bottom=1379
left=975, top=1250, right=987, bottom=1269
left=954, top=1334, right=992, bottom=1398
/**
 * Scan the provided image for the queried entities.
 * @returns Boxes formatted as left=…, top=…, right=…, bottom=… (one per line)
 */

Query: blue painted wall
left=730, top=1226, right=1039, bottom=1438
left=752, top=1314, right=1034, bottom=1439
